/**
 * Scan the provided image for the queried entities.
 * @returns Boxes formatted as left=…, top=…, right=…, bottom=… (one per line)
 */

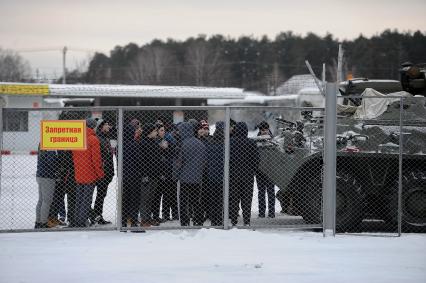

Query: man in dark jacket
left=157, top=123, right=179, bottom=221
left=139, top=123, right=161, bottom=227
left=256, top=121, right=276, bottom=218
left=206, top=121, right=226, bottom=226
left=122, top=120, right=142, bottom=228
left=91, top=119, right=115, bottom=225
left=177, top=122, right=206, bottom=226
left=54, top=150, right=77, bottom=227
left=229, top=122, right=260, bottom=226
left=48, top=112, right=78, bottom=227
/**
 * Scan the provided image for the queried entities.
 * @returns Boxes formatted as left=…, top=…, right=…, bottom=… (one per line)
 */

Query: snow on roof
left=275, top=74, right=318, bottom=95
left=0, top=82, right=245, bottom=99
left=208, top=94, right=299, bottom=105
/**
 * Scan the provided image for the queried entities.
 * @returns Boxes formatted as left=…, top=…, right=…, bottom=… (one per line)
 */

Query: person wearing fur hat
left=72, top=118, right=105, bottom=227
left=89, top=119, right=115, bottom=225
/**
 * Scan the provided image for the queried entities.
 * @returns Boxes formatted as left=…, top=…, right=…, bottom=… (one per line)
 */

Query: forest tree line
left=1, top=29, right=425, bottom=94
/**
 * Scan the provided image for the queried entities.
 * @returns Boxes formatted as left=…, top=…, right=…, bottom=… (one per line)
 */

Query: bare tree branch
left=0, top=48, right=31, bottom=82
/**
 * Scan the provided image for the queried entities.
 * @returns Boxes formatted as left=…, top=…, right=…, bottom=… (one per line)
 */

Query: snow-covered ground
left=0, top=229, right=425, bottom=283
left=1, top=151, right=425, bottom=282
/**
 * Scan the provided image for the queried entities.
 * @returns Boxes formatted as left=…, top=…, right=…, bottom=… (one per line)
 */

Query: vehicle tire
left=335, top=170, right=364, bottom=232
left=298, top=177, right=322, bottom=225
left=301, top=190, right=322, bottom=224
left=401, top=170, right=426, bottom=232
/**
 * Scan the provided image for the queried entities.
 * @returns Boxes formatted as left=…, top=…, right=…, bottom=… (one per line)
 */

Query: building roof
left=274, top=74, right=318, bottom=95
left=0, top=82, right=246, bottom=99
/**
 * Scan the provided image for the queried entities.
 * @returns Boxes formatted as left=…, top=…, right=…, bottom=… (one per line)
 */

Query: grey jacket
left=178, top=122, right=206, bottom=184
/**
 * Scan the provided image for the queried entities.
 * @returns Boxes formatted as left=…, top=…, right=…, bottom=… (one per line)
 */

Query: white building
left=0, top=82, right=246, bottom=153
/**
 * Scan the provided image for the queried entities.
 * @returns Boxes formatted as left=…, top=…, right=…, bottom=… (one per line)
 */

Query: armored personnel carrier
left=258, top=68, right=426, bottom=232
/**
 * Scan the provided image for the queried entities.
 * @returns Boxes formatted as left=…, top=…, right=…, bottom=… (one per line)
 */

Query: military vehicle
left=258, top=64, right=426, bottom=232
left=400, top=62, right=426, bottom=96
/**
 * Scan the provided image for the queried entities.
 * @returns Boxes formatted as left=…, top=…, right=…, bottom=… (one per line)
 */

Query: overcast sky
left=1, top=0, right=425, bottom=79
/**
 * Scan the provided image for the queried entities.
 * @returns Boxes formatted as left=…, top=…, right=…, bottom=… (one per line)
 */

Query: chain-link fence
left=0, top=105, right=326, bottom=232
left=334, top=95, right=426, bottom=235
left=1, top=100, right=425, bottom=234
left=0, top=108, right=119, bottom=231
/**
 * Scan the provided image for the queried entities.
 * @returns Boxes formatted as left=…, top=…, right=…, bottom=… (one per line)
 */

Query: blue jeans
left=74, top=183, right=95, bottom=227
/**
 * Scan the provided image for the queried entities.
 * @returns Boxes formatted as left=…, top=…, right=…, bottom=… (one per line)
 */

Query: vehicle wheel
left=402, top=171, right=426, bottom=232
left=336, top=170, right=364, bottom=232
left=298, top=177, right=322, bottom=224
left=301, top=190, right=322, bottom=224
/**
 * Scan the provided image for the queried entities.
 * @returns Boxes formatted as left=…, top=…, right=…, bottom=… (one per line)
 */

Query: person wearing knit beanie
left=86, top=118, right=97, bottom=129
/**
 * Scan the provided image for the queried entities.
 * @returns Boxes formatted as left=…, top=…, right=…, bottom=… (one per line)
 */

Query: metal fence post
left=323, top=83, right=337, bottom=237
left=398, top=97, right=403, bottom=236
left=116, top=108, right=124, bottom=230
left=223, top=107, right=231, bottom=229
left=0, top=104, right=3, bottom=201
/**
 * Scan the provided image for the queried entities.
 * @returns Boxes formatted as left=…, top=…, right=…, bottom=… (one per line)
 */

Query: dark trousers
left=49, top=179, right=76, bottom=224
left=161, top=179, right=178, bottom=220
left=199, top=174, right=211, bottom=222
left=257, top=175, right=276, bottom=217
left=74, top=183, right=95, bottom=227
left=139, top=180, right=153, bottom=222
left=150, top=178, right=162, bottom=220
left=122, top=178, right=142, bottom=224
left=93, top=177, right=112, bottom=217
left=230, top=177, right=254, bottom=225
left=207, top=181, right=224, bottom=226
left=179, top=183, right=203, bottom=226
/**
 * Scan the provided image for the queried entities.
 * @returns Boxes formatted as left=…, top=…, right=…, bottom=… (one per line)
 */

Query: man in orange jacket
left=72, top=118, right=105, bottom=227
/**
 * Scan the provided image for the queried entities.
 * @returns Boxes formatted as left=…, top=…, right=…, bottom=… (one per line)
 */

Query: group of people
left=35, top=116, right=114, bottom=228
left=35, top=113, right=278, bottom=230
left=122, top=117, right=277, bottom=229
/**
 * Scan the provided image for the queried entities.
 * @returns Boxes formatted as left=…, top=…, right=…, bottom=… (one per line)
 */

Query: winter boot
left=39, top=223, right=49, bottom=229
left=140, top=220, right=151, bottom=227
left=131, top=222, right=146, bottom=233
left=47, top=218, right=59, bottom=228
left=58, top=217, right=67, bottom=226
left=89, top=209, right=96, bottom=225
left=96, top=215, right=111, bottom=225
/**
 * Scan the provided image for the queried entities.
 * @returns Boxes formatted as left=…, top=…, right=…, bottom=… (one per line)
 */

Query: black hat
left=142, top=123, right=157, bottom=137
left=215, top=121, right=225, bottom=130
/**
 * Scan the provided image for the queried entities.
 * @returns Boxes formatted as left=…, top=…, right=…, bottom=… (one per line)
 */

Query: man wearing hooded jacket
left=177, top=122, right=206, bottom=226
